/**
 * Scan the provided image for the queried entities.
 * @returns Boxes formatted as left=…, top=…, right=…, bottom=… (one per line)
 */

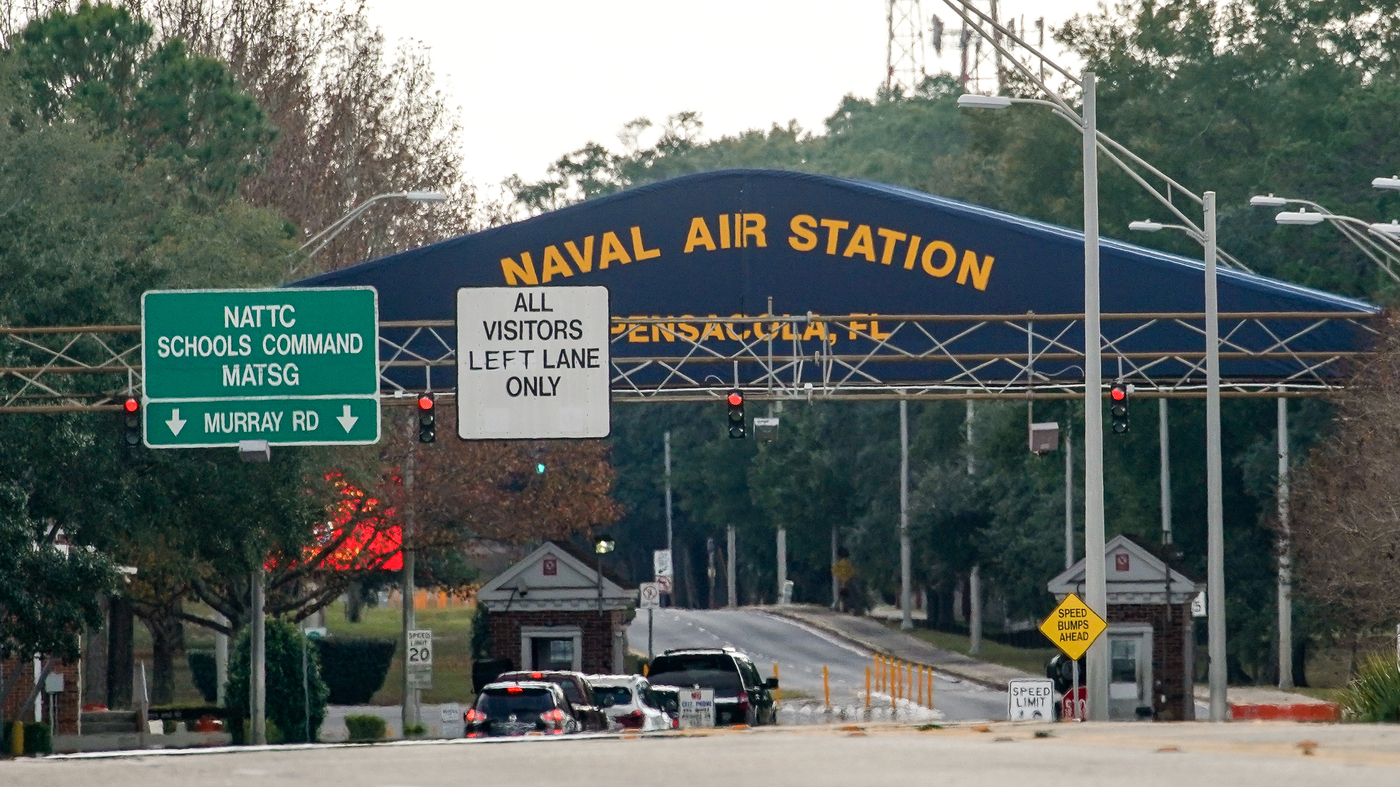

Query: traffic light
left=121, top=397, right=141, bottom=446
left=417, top=393, right=435, bottom=443
left=1110, top=381, right=1130, bottom=434
left=726, top=390, right=746, bottom=439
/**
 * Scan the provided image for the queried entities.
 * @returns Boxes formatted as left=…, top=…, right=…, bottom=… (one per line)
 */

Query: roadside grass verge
left=889, top=624, right=1057, bottom=676
left=326, top=602, right=475, bottom=706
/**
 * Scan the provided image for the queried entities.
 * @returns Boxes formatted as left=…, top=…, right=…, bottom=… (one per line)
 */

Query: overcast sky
left=361, top=1, right=1106, bottom=189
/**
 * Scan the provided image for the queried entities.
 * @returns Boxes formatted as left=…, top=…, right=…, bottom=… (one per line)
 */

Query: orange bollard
left=865, top=667, right=872, bottom=709
left=917, top=664, right=924, bottom=707
left=823, top=665, right=830, bottom=710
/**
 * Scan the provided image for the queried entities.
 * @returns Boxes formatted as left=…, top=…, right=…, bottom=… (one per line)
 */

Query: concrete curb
left=762, top=606, right=1030, bottom=691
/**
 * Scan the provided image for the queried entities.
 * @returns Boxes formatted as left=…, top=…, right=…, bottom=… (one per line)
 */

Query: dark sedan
left=465, top=682, right=581, bottom=737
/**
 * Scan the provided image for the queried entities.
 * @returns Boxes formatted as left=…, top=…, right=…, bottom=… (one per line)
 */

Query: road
left=627, top=607, right=1005, bottom=722
left=14, top=722, right=1400, bottom=786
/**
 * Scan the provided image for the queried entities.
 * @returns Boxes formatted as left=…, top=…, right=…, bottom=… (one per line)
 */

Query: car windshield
left=648, top=656, right=742, bottom=693
left=593, top=686, right=633, bottom=707
left=478, top=688, right=556, bottom=715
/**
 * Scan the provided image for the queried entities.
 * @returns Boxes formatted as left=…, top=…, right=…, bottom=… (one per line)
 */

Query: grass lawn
left=892, top=624, right=1057, bottom=676
left=325, top=601, right=476, bottom=706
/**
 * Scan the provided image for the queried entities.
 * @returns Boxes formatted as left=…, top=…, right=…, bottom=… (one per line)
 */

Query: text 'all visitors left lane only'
left=456, top=285, right=610, bottom=440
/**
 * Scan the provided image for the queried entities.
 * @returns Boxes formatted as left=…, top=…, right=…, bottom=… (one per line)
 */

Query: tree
left=225, top=617, right=328, bottom=743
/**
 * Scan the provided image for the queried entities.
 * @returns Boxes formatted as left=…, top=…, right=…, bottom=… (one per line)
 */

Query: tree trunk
left=143, top=605, right=185, bottom=706
left=345, top=580, right=364, bottom=623
left=107, top=597, right=134, bottom=709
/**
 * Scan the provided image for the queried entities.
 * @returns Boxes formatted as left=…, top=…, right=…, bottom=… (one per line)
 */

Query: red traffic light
left=1110, top=386, right=1126, bottom=401
left=417, top=394, right=434, bottom=410
left=124, top=397, right=139, bottom=413
left=727, top=391, right=743, bottom=407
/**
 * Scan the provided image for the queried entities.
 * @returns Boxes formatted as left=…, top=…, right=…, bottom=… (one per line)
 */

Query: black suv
left=466, top=682, right=581, bottom=737
left=494, top=670, right=610, bottom=732
left=647, top=647, right=778, bottom=726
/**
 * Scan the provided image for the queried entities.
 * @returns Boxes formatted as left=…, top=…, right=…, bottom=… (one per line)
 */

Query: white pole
left=664, top=431, right=673, bottom=555
left=1277, top=390, right=1293, bottom=690
left=1065, top=424, right=1074, bottom=570
left=1081, top=70, right=1110, bottom=721
left=250, top=569, right=266, bottom=745
left=1160, top=399, right=1172, bottom=546
left=214, top=611, right=228, bottom=707
left=966, top=400, right=982, bottom=655
left=900, top=399, right=913, bottom=630
left=727, top=526, right=737, bottom=608
left=402, top=411, right=419, bottom=732
left=776, top=528, right=787, bottom=604
left=1204, top=190, right=1228, bottom=722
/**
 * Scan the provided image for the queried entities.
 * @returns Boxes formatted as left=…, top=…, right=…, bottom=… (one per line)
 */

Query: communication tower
left=888, top=1, right=1045, bottom=95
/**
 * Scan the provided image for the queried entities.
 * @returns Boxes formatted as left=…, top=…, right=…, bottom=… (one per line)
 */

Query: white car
left=586, top=674, right=672, bottom=732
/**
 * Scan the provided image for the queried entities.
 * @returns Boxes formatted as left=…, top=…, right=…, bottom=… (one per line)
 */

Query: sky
left=361, top=1, right=1106, bottom=189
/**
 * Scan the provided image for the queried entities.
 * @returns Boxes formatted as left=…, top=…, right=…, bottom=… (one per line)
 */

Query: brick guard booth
left=1047, top=534, right=1202, bottom=721
left=476, top=541, right=636, bottom=676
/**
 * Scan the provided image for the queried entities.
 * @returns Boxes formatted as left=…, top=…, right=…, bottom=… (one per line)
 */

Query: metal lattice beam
left=0, top=312, right=1379, bottom=413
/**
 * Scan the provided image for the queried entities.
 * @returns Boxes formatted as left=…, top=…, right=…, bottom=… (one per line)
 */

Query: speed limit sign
left=407, top=628, right=433, bottom=689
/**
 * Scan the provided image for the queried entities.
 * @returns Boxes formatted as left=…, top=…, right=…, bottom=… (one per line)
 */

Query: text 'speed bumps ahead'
left=1038, top=592, right=1107, bottom=661
left=456, top=285, right=611, bottom=441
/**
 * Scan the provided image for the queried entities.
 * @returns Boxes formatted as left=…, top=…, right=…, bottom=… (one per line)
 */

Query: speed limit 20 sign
left=407, top=628, right=433, bottom=689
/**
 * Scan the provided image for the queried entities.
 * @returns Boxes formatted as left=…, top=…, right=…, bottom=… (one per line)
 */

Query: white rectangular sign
left=677, top=687, right=715, bottom=729
left=439, top=702, right=463, bottom=738
left=639, top=582, right=662, bottom=609
left=653, top=549, right=673, bottom=578
left=1007, top=678, right=1055, bottom=721
left=456, top=286, right=611, bottom=439
left=406, top=628, right=433, bottom=689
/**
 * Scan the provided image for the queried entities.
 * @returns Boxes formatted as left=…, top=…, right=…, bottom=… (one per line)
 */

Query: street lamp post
left=594, top=535, right=615, bottom=616
left=1250, top=195, right=1400, bottom=280
left=290, top=190, right=448, bottom=275
left=1128, top=196, right=1228, bottom=722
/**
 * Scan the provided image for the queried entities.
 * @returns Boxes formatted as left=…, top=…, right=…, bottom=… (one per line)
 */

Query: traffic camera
left=417, top=393, right=436, bottom=443
left=121, top=397, right=141, bottom=446
left=1110, top=381, right=1130, bottom=434
left=726, top=390, right=746, bottom=439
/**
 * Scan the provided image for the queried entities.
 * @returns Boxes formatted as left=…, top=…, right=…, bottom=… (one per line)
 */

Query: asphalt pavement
left=627, top=607, right=1006, bottom=722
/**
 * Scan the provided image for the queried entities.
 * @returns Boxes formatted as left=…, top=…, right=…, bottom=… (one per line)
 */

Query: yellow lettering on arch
left=741, top=214, right=767, bottom=248
left=599, top=231, right=632, bottom=268
left=631, top=226, right=662, bottom=260
left=788, top=215, right=818, bottom=251
left=501, top=252, right=538, bottom=286
left=540, top=245, right=574, bottom=282
left=842, top=224, right=877, bottom=262
left=684, top=217, right=717, bottom=253
left=957, top=250, right=995, bottom=291
left=921, top=240, right=956, bottom=278
left=565, top=237, right=595, bottom=272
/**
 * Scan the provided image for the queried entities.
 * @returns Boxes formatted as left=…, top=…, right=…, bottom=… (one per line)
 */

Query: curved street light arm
left=939, top=0, right=1082, bottom=122
left=299, top=192, right=404, bottom=253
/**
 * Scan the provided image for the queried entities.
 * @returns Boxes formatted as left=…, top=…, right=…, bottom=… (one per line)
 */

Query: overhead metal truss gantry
left=0, top=311, right=1378, bottom=414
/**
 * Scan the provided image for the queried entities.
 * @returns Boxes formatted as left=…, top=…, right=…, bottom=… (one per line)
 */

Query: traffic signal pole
left=1205, top=191, right=1228, bottom=722
left=401, top=410, right=419, bottom=733
left=900, top=399, right=912, bottom=630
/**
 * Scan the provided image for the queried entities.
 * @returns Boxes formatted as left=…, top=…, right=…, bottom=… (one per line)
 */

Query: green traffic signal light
left=536, top=462, right=546, bottom=474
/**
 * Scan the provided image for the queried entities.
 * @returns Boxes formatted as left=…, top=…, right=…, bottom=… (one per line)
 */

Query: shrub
left=403, top=722, right=426, bottom=738
left=226, top=618, right=330, bottom=743
left=344, top=714, right=387, bottom=742
left=1340, top=654, right=1400, bottom=722
left=23, top=722, right=51, bottom=755
left=313, top=637, right=396, bottom=705
left=189, top=651, right=218, bottom=704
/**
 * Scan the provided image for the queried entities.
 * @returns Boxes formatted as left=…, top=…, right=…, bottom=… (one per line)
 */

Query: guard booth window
left=532, top=638, right=574, bottom=671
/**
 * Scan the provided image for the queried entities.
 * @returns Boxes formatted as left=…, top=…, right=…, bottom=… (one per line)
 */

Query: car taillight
left=465, top=708, right=486, bottom=722
left=737, top=691, right=750, bottom=713
left=671, top=715, right=679, bottom=729
left=617, top=710, right=645, bottom=729
left=542, top=708, right=564, bottom=722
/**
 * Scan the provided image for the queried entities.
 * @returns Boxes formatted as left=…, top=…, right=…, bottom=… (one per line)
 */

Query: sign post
left=1038, top=593, right=1107, bottom=721
left=141, top=287, right=380, bottom=448
left=640, top=582, right=661, bottom=660
left=455, top=286, right=610, bottom=439
left=406, top=629, right=433, bottom=690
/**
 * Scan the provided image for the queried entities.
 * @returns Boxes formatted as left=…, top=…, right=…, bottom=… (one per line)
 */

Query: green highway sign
left=142, top=288, right=379, bottom=399
left=143, top=397, right=380, bottom=448
left=141, top=287, right=380, bottom=448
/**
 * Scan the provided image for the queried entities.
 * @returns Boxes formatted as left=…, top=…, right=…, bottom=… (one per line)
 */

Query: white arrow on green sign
left=141, top=287, right=380, bottom=448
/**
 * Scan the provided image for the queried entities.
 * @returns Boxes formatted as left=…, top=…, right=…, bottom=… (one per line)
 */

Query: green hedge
left=189, top=651, right=218, bottom=704
left=313, top=637, right=396, bottom=705
left=344, top=714, right=386, bottom=742
left=226, top=619, right=329, bottom=743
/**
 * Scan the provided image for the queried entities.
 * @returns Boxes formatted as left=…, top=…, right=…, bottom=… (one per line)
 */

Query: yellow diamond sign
left=1039, top=592, right=1107, bottom=660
